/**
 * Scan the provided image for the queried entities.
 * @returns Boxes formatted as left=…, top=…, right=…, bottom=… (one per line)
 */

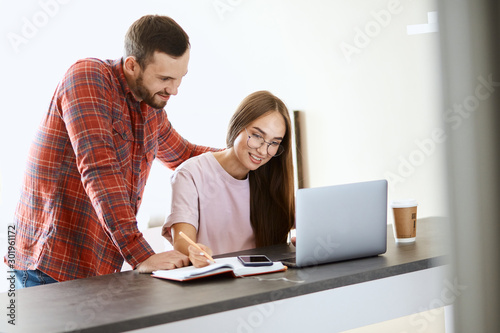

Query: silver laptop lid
left=295, top=179, right=387, bottom=267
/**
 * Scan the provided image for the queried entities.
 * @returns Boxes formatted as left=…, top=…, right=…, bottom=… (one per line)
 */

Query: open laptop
left=280, top=179, right=388, bottom=268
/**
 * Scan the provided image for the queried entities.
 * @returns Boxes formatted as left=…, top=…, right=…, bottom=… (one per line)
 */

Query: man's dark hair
left=124, top=15, right=190, bottom=68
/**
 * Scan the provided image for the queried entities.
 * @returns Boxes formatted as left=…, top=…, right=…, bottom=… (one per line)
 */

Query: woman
left=162, top=90, right=295, bottom=267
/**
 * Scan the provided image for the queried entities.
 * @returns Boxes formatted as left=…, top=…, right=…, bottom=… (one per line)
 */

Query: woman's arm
left=171, top=223, right=197, bottom=255
left=171, top=223, right=213, bottom=268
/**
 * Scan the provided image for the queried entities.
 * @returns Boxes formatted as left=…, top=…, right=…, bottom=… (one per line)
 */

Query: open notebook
left=152, top=257, right=287, bottom=282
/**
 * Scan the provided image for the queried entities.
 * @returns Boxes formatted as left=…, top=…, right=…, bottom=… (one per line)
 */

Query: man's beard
left=134, top=75, right=169, bottom=109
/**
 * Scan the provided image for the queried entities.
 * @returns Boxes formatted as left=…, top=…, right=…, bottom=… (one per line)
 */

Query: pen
left=178, top=231, right=216, bottom=263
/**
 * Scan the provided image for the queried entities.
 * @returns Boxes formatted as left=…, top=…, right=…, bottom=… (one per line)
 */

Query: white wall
left=0, top=0, right=445, bottom=275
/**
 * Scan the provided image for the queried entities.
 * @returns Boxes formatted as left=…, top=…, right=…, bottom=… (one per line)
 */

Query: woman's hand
left=187, top=243, right=214, bottom=268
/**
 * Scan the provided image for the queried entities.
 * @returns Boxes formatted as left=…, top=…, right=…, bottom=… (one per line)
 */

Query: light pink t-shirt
left=163, top=152, right=255, bottom=255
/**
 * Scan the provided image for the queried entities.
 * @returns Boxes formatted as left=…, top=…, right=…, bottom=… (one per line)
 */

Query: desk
left=0, top=217, right=451, bottom=333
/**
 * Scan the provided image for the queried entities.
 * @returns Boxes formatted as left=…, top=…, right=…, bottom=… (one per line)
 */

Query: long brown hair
left=226, top=91, right=295, bottom=247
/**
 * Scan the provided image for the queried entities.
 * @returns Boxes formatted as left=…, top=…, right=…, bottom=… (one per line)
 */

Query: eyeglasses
left=245, top=128, right=284, bottom=157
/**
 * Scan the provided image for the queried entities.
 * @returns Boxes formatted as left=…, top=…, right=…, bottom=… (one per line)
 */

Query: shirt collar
left=112, top=58, right=140, bottom=103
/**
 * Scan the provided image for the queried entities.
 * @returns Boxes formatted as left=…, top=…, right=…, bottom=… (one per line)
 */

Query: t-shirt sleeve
left=162, top=166, right=200, bottom=244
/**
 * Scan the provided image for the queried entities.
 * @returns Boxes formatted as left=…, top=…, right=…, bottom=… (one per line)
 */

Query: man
left=8, top=15, right=217, bottom=287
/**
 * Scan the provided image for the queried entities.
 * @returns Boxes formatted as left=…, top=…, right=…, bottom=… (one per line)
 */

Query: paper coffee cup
left=391, top=199, right=418, bottom=243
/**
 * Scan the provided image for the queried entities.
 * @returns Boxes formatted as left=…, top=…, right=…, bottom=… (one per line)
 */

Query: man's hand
left=136, top=251, right=190, bottom=273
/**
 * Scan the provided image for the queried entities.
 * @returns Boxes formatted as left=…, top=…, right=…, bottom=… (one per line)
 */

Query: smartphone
left=237, top=255, right=273, bottom=266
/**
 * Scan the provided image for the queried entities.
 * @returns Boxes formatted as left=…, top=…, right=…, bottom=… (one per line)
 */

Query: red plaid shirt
left=10, top=58, right=215, bottom=282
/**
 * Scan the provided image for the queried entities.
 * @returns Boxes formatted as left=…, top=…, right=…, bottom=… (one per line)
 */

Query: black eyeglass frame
left=244, top=128, right=284, bottom=157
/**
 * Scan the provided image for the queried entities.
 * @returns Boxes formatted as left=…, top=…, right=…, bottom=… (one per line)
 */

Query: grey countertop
left=0, top=217, right=449, bottom=333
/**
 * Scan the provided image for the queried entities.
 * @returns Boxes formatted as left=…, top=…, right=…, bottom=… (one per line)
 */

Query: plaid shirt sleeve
left=155, top=114, right=220, bottom=169
left=61, top=60, right=154, bottom=268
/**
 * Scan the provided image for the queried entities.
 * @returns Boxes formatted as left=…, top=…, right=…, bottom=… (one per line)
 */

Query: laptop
left=280, top=179, right=388, bottom=268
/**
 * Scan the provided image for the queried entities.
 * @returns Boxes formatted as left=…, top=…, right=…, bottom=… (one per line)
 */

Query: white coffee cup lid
left=391, top=199, right=418, bottom=208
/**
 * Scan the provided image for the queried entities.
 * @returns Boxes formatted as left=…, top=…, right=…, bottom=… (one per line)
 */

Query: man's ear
left=123, top=56, right=139, bottom=76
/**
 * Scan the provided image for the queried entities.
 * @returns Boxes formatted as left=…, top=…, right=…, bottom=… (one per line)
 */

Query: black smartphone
left=237, top=255, right=273, bottom=266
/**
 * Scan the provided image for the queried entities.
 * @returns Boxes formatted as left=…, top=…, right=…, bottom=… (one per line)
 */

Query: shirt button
left=137, top=197, right=141, bottom=201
